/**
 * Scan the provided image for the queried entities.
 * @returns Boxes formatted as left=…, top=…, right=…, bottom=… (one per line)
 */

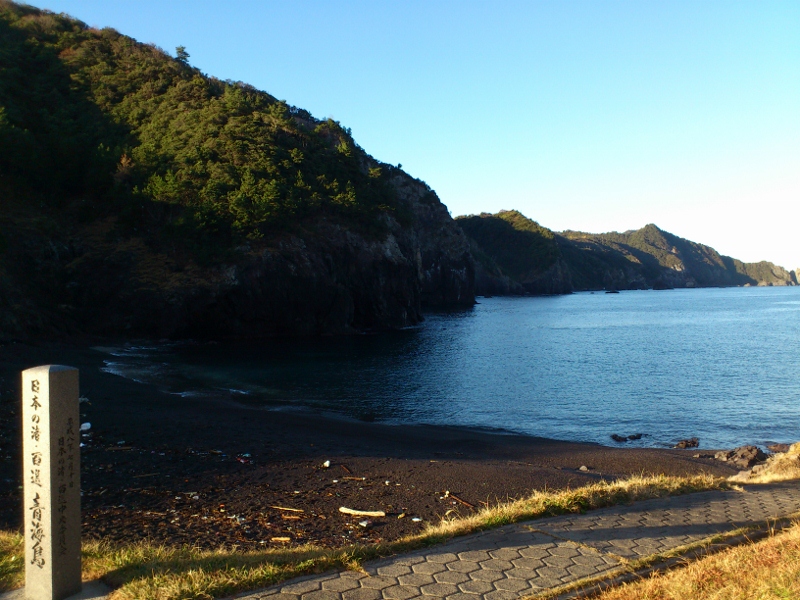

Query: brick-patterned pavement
left=232, top=482, right=800, bottom=600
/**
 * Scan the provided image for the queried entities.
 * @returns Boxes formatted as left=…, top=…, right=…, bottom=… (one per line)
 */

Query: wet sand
left=0, top=340, right=738, bottom=549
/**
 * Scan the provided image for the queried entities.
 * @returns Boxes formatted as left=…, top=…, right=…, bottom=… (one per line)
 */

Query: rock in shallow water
left=674, top=437, right=699, bottom=449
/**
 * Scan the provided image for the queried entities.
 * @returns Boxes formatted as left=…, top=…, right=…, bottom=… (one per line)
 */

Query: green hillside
left=455, top=211, right=571, bottom=295
left=456, top=211, right=558, bottom=279
left=458, top=211, right=796, bottom=294
left=0, top=1, right=404, bottom=247
left=0, top=1, right=474, bottom=339
left=560, top=224, right=796, bottom=289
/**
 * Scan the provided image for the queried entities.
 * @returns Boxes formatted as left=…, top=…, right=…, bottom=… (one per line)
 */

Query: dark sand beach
left=0, top=340, right=739, bottom=549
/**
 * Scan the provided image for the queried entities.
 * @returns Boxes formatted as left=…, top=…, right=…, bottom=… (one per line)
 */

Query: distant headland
left=457, top=210, right=797, bottom=296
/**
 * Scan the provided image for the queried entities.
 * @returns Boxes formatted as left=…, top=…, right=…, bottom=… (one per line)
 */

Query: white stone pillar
left=22, top=366, right=81, bottom=600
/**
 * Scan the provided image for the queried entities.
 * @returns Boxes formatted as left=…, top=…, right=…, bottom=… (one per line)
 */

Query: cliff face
left=0, top=175, right=474, bottom=340
left=174, top=175, right=473, bottom=339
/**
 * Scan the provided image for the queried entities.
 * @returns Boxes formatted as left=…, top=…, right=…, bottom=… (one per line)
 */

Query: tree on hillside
left=175, top=45, right=189, bottom=64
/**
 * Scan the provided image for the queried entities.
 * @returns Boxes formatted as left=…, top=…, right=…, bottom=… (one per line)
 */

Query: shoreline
left=0, top=340, right=741, bottom=549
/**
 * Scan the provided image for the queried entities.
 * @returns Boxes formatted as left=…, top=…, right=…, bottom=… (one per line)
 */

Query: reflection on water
left=100, top=287, right=800, bottom=449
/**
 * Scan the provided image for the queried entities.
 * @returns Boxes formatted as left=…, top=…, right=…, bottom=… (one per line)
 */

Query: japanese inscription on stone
left=22, top=366, right=82, bottom=600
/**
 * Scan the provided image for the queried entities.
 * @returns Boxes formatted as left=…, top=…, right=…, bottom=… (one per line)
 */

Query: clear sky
left=33, top=1, right=800, bottom=269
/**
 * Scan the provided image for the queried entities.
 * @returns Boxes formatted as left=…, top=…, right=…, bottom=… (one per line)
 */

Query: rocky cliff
left=0, top=174, right=473, bottom=340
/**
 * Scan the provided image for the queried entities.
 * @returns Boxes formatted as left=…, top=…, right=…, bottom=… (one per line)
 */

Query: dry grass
left=0, top=473, right=726, bottom=600
left=0, top=531, right=24, bottom=591
left=418, top=473, right=725, bottom=542
left=730, top=442, right=800, bottom=484
left=596, top=521, right=800, bottom=600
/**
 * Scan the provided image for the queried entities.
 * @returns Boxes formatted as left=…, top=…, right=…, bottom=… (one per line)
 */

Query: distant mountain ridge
left=458, top=211, right=796, bottom=295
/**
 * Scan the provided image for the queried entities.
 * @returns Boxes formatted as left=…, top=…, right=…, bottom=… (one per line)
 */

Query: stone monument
left=22, top=366, right=81, bottom=600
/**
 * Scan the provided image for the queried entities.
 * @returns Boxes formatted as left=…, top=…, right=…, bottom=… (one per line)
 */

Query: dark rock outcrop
left=674, top=438, right=699, bottom=449
left=715, top=446, right=768, bottom=469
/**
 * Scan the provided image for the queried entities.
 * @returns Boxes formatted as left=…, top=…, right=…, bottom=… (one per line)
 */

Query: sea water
left=100, top=286, right=800, bottom=449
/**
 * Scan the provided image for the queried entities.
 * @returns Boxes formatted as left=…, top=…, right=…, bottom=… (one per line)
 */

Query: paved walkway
left=233, top=482, right=800, bottom=600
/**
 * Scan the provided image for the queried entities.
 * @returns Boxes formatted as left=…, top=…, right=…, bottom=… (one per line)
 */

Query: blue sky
left=34, top=1, right=800, bottom=269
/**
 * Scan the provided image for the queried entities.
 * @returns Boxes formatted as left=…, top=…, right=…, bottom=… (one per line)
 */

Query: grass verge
left=594, top=520, right=800, bottom=600
left=0, top=473, right=725, bottom=600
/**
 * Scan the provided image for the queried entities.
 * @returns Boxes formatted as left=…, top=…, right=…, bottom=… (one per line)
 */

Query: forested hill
left=458, top=212, right=796, bottom=295
left=455, top=211, right=571, bottom=295
left=0, top=2, right=474, bottom=340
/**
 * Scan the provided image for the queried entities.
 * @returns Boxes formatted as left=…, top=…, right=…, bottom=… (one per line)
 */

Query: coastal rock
left=610, top=433, right=644, bottom=443
left=715, top=446, right=768, bottom=469
left=674, top=438, right=699, bottom=449
left=730, top=445, right=768, bottom=469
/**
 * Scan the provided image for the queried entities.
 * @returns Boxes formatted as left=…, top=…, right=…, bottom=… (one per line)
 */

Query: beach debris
left=79, top=396, right=90, bottom=404
left=385, top=480, right=390, bottom=485
left=397, top=513, right=406, bottom=519
left=411, top=517, right=422, bottom=522
left=358, top=520, right=370, bottom=528
left=271, top=537, right=291, bottom=543
left=674, top=437, right=699, bottom=449
left=339, top=507, right=386, bottom=518
left=340, top=464, right=352, bottom=474
left=447, top=492, right=475, bottom=509
left=236, top=453, right=253, bottom=465
left=579, top=465, right=589, bottom=472
left=342, top=476, right=366, bottom=481
left=80, top=422, right=91, bottom=432
left=322, top=460, right=331, bottom=468
left=332, top=479, right=339, bottom=483
left=269, top=506, right=304, bottom=513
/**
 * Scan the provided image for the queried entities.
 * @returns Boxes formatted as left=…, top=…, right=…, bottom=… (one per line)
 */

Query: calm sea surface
left=101, top=287, right=800, bottom=449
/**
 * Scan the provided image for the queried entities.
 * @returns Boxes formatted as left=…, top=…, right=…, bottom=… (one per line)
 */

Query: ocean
left=98, top=286, right=800, bottom=449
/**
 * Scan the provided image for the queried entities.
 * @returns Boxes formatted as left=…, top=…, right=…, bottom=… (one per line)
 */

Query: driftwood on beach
left=339, top=507, right=386, bottom=518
